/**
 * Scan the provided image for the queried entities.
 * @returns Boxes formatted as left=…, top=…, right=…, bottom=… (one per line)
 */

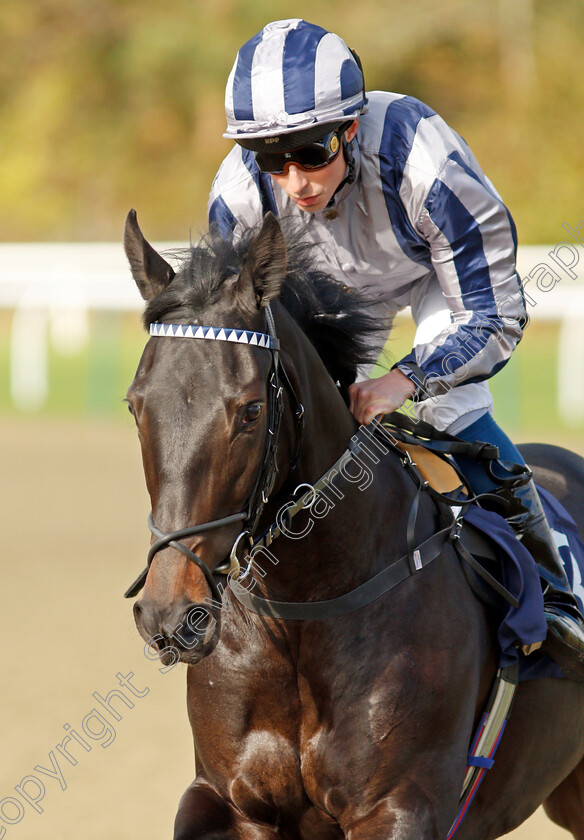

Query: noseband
left=123, top=306, right=304, bottom=600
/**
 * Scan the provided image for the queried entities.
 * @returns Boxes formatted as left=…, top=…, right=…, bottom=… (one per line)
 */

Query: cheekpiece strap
left=149, top=322, right=279, bottom=351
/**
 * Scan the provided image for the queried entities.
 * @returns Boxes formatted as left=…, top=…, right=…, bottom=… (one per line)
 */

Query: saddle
left=377, top=415, right=551, bottom=838
left=372, top=416, right=525, bottom=838
left=380, top=413, right=530, bottom=614
left=394, top=439, right=464, bottom=494
left=392, top=438, right=505, bottom=602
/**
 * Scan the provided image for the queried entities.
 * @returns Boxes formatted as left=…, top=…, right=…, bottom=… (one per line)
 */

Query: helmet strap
left=342, top=133, right=357, bottom=185
left=326, top=131, right=357, bottom=207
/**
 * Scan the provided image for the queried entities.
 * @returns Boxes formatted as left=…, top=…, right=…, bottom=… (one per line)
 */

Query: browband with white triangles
left=149, top=322, right=279, bottom=350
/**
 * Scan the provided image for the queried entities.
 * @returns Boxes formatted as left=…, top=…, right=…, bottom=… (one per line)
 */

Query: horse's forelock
left=141, top=220, right=385, bottom=388
left=142, top=231, right=239, bottom=327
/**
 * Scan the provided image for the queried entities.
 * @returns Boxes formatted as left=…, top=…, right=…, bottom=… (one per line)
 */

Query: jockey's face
left=269, top=120, right=358, bottom=214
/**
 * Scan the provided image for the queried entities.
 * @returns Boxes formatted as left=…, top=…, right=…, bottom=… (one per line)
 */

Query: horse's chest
left=187, top=632, right=357, bottom=831
left=187, top=621, right=419, bottom=831
left=187, top=635, right=308, bottom=805
left=225, top=734, right=344, bottom=840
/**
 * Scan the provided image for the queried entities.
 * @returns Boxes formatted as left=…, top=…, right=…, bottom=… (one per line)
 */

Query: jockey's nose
left=285, top=164, right=309, bottom=192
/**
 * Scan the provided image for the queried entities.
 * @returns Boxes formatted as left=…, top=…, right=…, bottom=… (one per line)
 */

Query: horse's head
left=124, top=210, right=294, bottom=664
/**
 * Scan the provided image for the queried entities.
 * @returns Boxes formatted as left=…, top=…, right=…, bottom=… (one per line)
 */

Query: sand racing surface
left=0, top=416, right=573, bottom=839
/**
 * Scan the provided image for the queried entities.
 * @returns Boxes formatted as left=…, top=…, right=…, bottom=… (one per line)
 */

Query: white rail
left=1, top=243, right=583, bottom=422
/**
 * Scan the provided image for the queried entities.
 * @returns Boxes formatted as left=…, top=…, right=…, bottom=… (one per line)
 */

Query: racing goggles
left=255, top=130, right=342, bottom=174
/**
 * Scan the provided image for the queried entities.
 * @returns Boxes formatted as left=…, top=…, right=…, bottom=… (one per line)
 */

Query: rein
left=124, top=305, right=304, bottom=600
left=224, top=416, right=519, bottom=620
left=125, top=311, right=519, bottom=617
left=125, top=302, right=523, bottom=838
left=227, top=420, right=459, bottom=619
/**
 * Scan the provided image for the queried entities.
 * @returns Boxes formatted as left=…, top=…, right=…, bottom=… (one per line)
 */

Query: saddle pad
left=463, top=486, right=584, bottom=681
left=395, top=441, right=465, bottom=493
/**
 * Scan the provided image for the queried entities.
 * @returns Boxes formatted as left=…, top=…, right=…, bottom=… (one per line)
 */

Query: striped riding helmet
left=224, top=19, right=367, bottom=152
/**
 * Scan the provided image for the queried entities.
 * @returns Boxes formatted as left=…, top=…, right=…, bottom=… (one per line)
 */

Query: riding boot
left=509, top=478, right=584, bottom=680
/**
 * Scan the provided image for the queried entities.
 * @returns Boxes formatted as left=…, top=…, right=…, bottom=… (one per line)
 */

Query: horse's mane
left=144, top=220, right=387, bottom=393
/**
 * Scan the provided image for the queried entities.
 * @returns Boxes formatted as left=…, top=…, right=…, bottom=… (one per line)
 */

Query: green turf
left=0, top=309, right=145, bottom=420
left=0, top=309, right=582, bottom=447
left=371, top=316, right=573, bottom=442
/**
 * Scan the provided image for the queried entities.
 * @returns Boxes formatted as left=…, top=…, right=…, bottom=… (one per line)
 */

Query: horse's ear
left=238, top=212, right=287, bottom=310
left=124, top=209, right=175, bottom=301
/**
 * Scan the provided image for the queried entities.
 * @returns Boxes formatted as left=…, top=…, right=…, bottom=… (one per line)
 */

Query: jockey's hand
left=348, top=369, right=416, bottom=426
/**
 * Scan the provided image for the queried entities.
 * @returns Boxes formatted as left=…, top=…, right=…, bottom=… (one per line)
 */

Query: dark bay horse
left=123, top=209, right=584, bottom=840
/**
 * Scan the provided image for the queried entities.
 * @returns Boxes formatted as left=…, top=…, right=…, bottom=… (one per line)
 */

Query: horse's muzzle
left=133, top=597, right=220, bottom=664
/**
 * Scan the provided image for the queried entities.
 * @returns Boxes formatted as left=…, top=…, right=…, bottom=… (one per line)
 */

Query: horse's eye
left=243, top=402, right=262, bottom=424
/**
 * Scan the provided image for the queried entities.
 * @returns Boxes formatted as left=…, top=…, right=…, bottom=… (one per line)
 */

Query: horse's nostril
left=172, top=605, right=214, bottom=650
left=133, top=598, right=217, bottom=659
left=133, top=600, right=161, bottom=644
left=188, top=605, right=211, bottom=627
left=133, top=601, right=144, bottom=626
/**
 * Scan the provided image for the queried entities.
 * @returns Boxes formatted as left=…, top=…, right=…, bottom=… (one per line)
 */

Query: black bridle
left=123, top=305, right=304, bottom=600
left=124, top=305, right=520, bottom=619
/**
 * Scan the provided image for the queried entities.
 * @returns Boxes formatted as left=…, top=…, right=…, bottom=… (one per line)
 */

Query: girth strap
left=453, top=534, right=519, bottom=609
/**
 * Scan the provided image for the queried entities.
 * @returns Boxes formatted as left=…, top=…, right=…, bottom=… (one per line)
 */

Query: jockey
left=208, top=18, right=584, bottom=676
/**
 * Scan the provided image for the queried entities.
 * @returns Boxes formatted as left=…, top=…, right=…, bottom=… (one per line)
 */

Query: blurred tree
left=0, top=0, right=583, bottom=243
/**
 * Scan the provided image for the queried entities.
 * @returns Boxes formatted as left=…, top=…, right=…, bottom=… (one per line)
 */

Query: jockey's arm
left=392, top=153, right=526, bottom=405
left=354, top=146, right=526, bottom=426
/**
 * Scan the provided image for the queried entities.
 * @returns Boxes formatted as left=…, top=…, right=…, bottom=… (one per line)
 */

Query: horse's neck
left=278, top=307, right=357, bottom=477
left=259, top=310, right=411, bottom=597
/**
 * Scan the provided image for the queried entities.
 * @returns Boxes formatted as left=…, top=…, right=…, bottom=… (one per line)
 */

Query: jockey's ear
left=344, top=119, right=359, bottom=143
left=124, top=209, right=175, bottom=301
left=237, top=212, right=288, bottom=311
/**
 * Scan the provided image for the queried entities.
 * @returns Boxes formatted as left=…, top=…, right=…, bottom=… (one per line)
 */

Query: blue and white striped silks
left=224, top=19, right=367, bottom=140
left=209, top=90, right=526, bottom=404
